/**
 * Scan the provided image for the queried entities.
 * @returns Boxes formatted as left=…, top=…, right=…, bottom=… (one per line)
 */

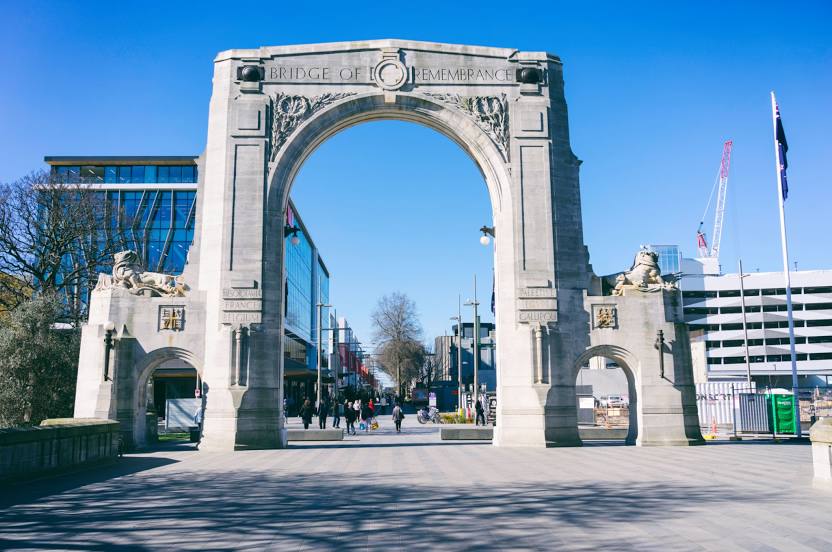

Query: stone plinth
left=441, top=427, right=494, bottom=440
left=810, top=418, right=832, bottom=489
left=287, top=429, right=343, bottom=441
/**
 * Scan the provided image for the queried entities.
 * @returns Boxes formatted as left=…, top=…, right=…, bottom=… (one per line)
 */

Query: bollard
left=809, top=418, right=832, bottom=489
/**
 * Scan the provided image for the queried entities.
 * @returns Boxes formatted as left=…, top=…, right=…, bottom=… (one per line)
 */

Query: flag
left=774, top=101, right=789, bottom=200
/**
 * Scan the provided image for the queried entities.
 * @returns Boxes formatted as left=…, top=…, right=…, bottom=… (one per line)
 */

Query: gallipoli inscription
left=263, top=64, right=514, bottom=85
left=518, top=310, right=557, bottom=323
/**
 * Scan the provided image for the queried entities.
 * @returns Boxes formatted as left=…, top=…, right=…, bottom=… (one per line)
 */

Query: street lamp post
left=465, top=275, right=481, bottom=411
left=316, top=302, right=332, bottom=408
left=450, top=294, right=464, bottom=412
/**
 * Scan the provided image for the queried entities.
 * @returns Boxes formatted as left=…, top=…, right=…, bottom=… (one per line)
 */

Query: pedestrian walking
left=368, top=398, right=375, bottom=420
left=300, top=399, right=314, bottom=430
left=360, top=401, right=372, bottom=432
left=318, top=398, right=330, bottom=429
left=475, top=398, right=486, bottom=426
left=344, top=400, right=356, bottom=435
left=392, top=403, right=404, bottom=433
left=333, top=399, right=342, bottom=428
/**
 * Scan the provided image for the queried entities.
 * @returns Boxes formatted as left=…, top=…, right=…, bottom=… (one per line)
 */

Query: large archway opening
left=268, top=97, right=503, bottom=435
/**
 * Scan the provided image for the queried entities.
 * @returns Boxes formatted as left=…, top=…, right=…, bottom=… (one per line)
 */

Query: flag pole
left=770, top=91, right=801, bottom=438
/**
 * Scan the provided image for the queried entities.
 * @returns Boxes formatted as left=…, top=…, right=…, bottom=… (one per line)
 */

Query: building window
left=685, top=307, right=719, bottom=315
left=683, top=291, right=717, bottom=300
left=762, top=288, right=787, bottom=296
left=721, top=323, right=744, bottom=331
left=805, top=302, right=832, bottom=310
left=807, top=319, right=832, bottom=327
left=706, top=341, right=721, bottom=349
left=805, top=286, right=832, bottom=294
left=722, top=339, right=744, bottom=348
left=720, top=307, right=742, bottom=314
left=707, top=357, right=722, bottom=365
left=723, top=357, right=746, bottom=364
left=810, top=353, right=832, bottom=360
left=719, top=290, right=741, bottom=298
left=747, top=339, right=764, bottom=346
left=808, top=336, right=832, bottom=344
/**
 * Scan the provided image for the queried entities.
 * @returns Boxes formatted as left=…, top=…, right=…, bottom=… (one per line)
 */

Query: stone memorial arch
left=74, top=40, right=702, bottom=450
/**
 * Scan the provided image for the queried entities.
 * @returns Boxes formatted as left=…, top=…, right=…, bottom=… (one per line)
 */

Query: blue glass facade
left=651, top=245, right=682, bottom=275
left=54, top=164, right=197, bottom=185
left=50, top=162, right=198, bottom=275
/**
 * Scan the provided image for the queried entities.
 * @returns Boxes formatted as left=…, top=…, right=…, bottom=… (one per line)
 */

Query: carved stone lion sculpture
left=97, top=250, right=186, bottom=297
left=610, top=249, right=677, bottom=296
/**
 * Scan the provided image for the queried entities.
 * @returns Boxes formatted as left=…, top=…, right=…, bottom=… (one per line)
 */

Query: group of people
left=297, top=397, right=406, bottom=434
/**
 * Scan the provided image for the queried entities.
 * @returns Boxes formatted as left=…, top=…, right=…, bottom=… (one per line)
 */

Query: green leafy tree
left=0, top=293, right=80, bottom=427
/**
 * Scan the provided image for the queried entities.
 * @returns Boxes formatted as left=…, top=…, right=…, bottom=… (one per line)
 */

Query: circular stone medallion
left=373, top=59, right=408, bottom=90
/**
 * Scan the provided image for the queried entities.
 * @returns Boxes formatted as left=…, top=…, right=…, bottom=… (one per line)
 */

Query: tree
left=0, top=170, right=123, bottom=324
left=370, top=292, right=425, bottom=398
left=0, top=293, right=80, bottom=428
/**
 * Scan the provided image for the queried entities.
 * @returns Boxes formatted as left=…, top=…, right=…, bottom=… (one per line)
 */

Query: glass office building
left=45, top=156, right=333, bottom=412
left=46, top=157, right=199, bottom=275
left=650, top=244, right=682, bottom=275
left=283, top=202, right=332, bottom=413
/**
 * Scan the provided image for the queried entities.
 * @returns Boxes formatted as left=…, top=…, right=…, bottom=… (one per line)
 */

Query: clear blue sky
left=1, top=2, right=830, bottom=344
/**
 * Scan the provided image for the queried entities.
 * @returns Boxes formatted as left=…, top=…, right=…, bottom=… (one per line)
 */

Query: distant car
left=600, top=395, right=626, bottom=408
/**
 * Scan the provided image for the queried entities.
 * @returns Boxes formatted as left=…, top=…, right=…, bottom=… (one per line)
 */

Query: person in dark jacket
left=318, top=398, right=330, bottom=429
left=360, top=402, right=372, bottom=432
left=475, top=399, right=486, bottom=426
left=344, top=400, right=356, bottom=435
left=300, top=399, right=315, bottom=430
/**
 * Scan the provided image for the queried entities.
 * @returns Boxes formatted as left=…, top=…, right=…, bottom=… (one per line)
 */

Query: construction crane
left=696, top=140, right=733, bottom=258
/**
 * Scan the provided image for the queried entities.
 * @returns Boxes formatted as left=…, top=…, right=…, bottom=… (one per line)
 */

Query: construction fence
left=696, top=382, right=832, bottom=435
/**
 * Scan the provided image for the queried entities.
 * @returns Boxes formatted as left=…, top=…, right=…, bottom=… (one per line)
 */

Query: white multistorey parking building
left=680, top=256, right=832, bottom=388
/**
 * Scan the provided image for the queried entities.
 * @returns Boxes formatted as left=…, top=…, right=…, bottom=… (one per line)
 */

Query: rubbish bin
left=189, top=427, right=201, bottom=442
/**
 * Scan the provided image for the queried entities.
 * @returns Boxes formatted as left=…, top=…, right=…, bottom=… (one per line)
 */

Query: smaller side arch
left=132, top=347, right=203, bottom=449
left=574, top=345, right=640, bottom=445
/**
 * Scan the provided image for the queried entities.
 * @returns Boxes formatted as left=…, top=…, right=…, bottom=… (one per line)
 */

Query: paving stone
left=0, top=418, right=826, bottom=551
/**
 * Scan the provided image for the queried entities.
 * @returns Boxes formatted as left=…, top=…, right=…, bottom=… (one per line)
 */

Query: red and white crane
left=696, top=140, right=733, bottom=259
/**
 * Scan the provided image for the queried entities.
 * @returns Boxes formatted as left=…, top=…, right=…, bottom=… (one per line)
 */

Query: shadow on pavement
left=0, top=464, right=776, bottom=550
left=0, top=456, right=179, bottom=510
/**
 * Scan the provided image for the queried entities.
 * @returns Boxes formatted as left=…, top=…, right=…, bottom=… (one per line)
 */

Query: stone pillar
left=810, top=418, right=832, bottom=489
left=493, top=56, right=590, bottom=447
left=197, top=60, right=285, bottom=451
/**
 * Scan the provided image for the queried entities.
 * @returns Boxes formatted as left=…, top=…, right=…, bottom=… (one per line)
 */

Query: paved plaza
left=1, top=418, right=830, bottom=551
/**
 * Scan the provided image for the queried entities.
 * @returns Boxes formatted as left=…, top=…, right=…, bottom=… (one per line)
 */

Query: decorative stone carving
left=270, top=93, right=356, bottom=160
left=95, top=250, right=187, bottom=297
left=593, top=305, right=617, bottom=329
left=159, top=306, right=185, bottom=331
left=424, top=93, right=509, bottom=157
left=610, top=249, right=677, bottom=296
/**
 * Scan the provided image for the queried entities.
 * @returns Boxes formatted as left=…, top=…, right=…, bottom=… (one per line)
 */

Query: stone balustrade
left=0, top=418, right=120, bottom=483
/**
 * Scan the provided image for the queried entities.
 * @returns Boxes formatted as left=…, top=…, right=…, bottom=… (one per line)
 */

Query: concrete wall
left=0, top=419, right=120, bottom=483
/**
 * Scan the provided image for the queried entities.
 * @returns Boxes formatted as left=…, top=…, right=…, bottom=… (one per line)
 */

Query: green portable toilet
left=767, top=392, right=796, bottom=435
